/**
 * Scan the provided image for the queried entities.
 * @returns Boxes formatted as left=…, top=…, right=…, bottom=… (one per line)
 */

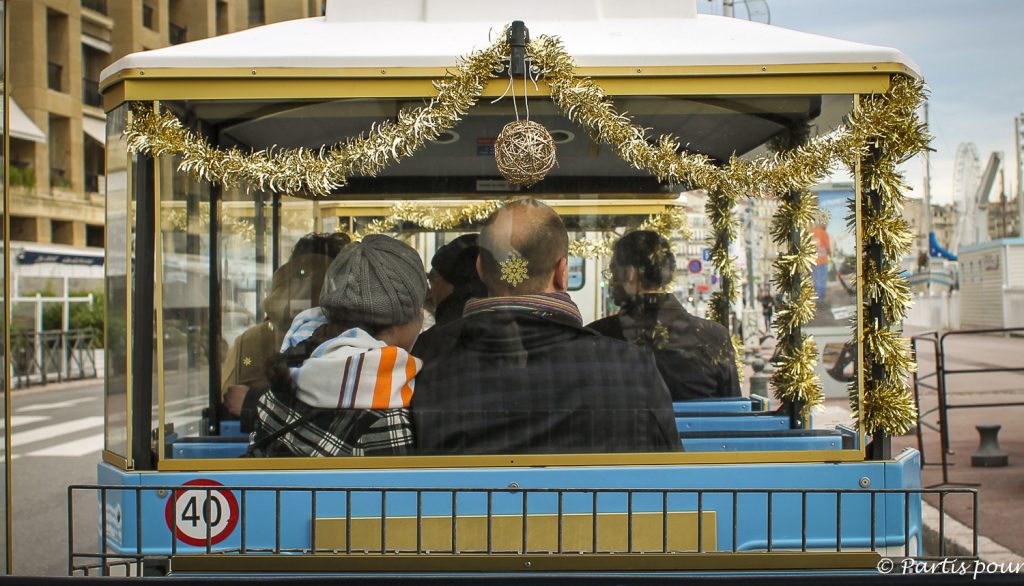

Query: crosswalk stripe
left=11, top=416, right=104, bottom=448
left=27, top=433, right=104, bottom=457
left=8, top=415, right=52, bottom=427
left=17, top=397, right=97, bottom=412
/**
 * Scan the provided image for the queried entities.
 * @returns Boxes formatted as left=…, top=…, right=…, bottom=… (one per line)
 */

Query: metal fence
left=911, top=327, right=1024, bottom=486
left=11, top=329, right=99, bottom=387
left=67, top=484, right=977, bottom=577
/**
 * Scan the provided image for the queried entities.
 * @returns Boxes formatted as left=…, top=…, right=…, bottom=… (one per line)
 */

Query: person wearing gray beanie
left=319, top=234, right=428, bottom=331
left=246, top=234, right=429, bottom=457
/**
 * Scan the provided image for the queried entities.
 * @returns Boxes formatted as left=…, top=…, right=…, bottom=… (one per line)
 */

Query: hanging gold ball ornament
left=494, top=120, right=557, bottom=186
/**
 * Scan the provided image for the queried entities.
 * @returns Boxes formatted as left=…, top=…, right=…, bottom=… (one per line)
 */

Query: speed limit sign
left=164, top=479, right=239, bottom=546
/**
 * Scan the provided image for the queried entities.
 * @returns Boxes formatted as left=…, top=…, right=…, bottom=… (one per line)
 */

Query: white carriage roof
left=102, top=0, right=921, bottom=82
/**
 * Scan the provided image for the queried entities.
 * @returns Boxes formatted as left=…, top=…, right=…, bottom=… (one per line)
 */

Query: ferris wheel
left=951, top=142, right=981, bottom=252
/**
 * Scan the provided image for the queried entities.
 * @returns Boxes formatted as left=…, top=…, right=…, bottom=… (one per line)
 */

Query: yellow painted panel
left=107, top=73, right=892, bottom=106
left=314, top=511, right=716, bottom=554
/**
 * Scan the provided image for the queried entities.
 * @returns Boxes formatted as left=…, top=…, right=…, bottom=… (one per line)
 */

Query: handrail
left=67, top=483, right=976, bottom=576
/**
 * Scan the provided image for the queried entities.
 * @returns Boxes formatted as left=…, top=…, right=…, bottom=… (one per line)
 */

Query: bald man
left=411, top=198, right=680, bottom=455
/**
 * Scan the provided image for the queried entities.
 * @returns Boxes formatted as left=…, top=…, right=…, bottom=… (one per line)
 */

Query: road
left=11, top=380, right=104, bottom=576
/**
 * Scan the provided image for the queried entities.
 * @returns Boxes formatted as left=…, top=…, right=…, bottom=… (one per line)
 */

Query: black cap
left=431, top=234, right=481, bottom=287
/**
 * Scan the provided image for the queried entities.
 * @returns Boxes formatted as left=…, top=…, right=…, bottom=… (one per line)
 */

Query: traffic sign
left=688, top=259, right=703, bottom=274
left=701, top=248, right=711, bottom=262
left=165, top=479, right=239, bottom=546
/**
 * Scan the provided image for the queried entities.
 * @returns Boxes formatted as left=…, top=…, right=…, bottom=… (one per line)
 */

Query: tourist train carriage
left=71, top=0, right=972, bottom=578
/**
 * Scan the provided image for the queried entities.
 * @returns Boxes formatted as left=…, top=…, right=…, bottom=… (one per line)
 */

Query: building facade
left=6, top=0, right=325, bottom=249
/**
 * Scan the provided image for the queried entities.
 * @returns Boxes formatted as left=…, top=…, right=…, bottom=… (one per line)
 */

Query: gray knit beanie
left=319, top=234, right=428, bottom=327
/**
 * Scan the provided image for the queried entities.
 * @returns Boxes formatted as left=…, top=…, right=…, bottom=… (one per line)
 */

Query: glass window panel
left=158, top=93, right=861, bottom=456
left=104, top=104, right=129, bottom=458
left=159, top=153, right=211, bottom=441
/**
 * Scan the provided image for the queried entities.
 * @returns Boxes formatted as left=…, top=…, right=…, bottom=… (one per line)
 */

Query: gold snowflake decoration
left=242, top=357, right=253, bottom=367
left=499, top=253, right=529, bottom=287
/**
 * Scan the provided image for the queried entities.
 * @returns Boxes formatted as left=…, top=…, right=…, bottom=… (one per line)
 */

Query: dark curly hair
left=611, top=230, right=676, bottom=289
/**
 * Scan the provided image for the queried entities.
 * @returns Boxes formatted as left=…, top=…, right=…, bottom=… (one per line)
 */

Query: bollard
left=971, top=424, right=1008, bottom=467
left=749, top=358, right=770, bottom=397
left=744, top=346, right=758, bottom=365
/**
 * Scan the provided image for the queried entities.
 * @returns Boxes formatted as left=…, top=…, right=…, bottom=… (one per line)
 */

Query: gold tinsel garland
left=768, top=190, right=824, bottom=417
left=123, top=25, right=927, bottom=434
left=842, top=84, right=928, bottom=436
left=125, top=38, right=509, bottom=196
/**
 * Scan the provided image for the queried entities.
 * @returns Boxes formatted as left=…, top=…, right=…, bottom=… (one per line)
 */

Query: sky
left=701, top=0, right=1024, bottom=205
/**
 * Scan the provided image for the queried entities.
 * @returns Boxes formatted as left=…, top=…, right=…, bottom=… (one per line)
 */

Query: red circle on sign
left=164, top=479, right=239, bottom=547
left=688, top=259, right=703, bottom=274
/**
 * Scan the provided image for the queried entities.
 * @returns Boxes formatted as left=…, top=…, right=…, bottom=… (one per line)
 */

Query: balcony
left=47, top=62, right=64, bottom=92
left=169, top=23, right=187, bottom=45
left=81, top=0, right=108, bottom=15
left=82, top=78, right=102, bottom=108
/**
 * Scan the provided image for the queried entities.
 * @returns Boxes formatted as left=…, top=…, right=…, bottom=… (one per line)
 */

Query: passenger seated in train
left=221, top=232, right=350, bottom=418
left=412, top=233, right=486, bottom=355
left=588, top=231, right=740, bottom=401
left=245, top=234, right=428, bottom=456
left=412, top=198, right=680, bottom=455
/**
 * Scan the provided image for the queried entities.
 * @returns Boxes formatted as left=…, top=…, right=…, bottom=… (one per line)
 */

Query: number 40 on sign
left=164, top=478, right=239, bottom=546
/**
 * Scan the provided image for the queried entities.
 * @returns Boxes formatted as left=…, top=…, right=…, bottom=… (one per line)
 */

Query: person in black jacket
left=413, top=234, right=486, bottom=358
left=588, top=231, right=740, bottom=402
left=411, top=199, right=680, bottom=455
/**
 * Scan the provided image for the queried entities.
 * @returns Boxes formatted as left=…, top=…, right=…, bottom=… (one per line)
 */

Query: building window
left=47, top=62, right=64, bottom=92
left=46, top=10, right=69, bottom=93
left=248, top=0, right=265, bottom=26
left=52, top=220, right=75, bottom=246
left=82, top=45, right=106, bottom=108
left=169, top=23, right=187, bottom=45
left=86, top=224, right=105, bottom=248
left=81, top=0, right=108, bottom=15
left=48, top=114, right=72, bottom=189
left=143, top=1, right=156, bottom=30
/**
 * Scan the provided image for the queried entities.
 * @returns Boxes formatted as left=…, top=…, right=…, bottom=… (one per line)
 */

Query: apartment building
left=6, top=0, right=325, bottom=249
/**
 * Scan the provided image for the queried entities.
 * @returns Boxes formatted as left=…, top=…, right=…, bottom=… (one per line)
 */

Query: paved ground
left=10, top=379, right=103, bottom=576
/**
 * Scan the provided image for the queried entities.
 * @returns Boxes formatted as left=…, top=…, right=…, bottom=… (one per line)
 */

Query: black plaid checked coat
left=411, top=311, right=681, bottom=455
left=247, top=390, right=413, bottom=457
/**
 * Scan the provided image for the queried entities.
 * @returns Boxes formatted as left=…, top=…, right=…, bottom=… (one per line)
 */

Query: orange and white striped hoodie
left=291, top=327, right=421, bottom=410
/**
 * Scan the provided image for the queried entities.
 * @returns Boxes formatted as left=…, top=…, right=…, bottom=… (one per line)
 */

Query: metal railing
left=48, top=61, right=64, bottom=91
left=67, top=484, right=975, bottom=577
left=82, top=77, right=102, bottom=107
left=82, top=0, right=108, bottom=14
left=11, top=329, right=99, bottom=387
left=911, top=327, right=1024, bottom=486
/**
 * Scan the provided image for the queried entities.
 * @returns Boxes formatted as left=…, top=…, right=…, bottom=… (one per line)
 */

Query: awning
left=82, top=114, right=106, bottom=145
left=3, top=99, right=46, bottom=143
